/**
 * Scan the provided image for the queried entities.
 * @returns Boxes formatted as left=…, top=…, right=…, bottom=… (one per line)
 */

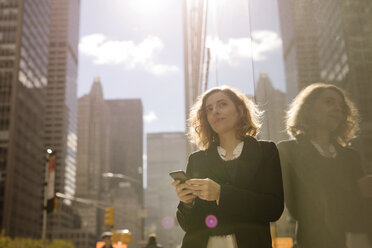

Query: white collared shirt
left=217, top=141, right=244, bottom=161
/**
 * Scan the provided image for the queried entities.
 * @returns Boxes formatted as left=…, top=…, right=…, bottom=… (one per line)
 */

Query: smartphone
left=169, top=170, right=188, bottom=183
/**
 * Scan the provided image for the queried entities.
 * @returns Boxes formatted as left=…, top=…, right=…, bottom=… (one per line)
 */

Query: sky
left=77, top=0, right=286, bottom=135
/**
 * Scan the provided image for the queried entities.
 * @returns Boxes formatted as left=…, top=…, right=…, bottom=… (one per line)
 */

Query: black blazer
left=177, top=136, right=284, bottom=248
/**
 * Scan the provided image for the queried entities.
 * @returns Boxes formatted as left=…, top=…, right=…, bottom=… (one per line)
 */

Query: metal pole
left=41, top=152, right=49, bottom=248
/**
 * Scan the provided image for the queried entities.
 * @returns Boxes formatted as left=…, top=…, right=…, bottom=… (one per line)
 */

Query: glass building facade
left=278, top=0, right=372, bottom=171
left=0, top=0, right=51, bottom=238
left=45, top=0, right=80, bottom=237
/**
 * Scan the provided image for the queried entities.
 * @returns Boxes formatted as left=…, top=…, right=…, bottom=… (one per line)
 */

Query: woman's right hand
left=171, top=180, right=196, bottom=205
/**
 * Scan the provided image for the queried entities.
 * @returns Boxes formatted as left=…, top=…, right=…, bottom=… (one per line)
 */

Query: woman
left=277, top=83, right=365, bottom=248
left=171, top=86, right=284, bottom=248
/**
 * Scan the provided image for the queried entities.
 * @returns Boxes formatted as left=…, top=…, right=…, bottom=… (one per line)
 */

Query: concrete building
left=0, top=0, right=51, bottom=238
left=76, top=78, right=144, bottom=246
left=255, top=73, right=287, bottom=143
left=44, top=0, right=81, bottom=238
left=145, top=132, right=187, bottom=248
left=105, top=99, right=143, bottom=197
left=105, top=99, right=144, bottom=246
left=277, top=0, right=372, bottom=171
left=76, top=77, right=109, bottom=237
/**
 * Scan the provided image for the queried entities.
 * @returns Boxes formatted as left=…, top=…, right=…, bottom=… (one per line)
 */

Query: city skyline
left=77, top=0, right=287, bottom=134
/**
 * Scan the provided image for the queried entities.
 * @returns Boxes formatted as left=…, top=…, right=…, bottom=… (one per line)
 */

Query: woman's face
left=205, top=91, right=241, bottom=136
left=309, top=89, right=345, bottom=132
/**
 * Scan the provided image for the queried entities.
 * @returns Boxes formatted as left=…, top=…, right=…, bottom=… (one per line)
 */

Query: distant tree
left=0, top=230, right=12, bottom=248
left=47, top=240, right=75, bottom=248
left=0, top=231, right=74, bottom=248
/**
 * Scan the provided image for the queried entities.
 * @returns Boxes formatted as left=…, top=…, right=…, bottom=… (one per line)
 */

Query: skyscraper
left=145, top=132, right=187, bottom=247
left=44, top=0, right=81, bottom=240
left=0, top=0, right=51, bottom=238
left=277, top=0, right=321, bottom=102
left=76, top=78, right=144, bottom=244
left=105, top=99, right=143, bottom=197
left=76, top=77, right=108, bottom=236
left=45, top=0, right=80, bottom=203
left=105, top=99, right=144, bottom=244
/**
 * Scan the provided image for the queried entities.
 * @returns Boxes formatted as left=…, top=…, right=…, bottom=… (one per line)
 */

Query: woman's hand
left=186, top=178, right=221, bottom=202
left=171, top=180, right=196, bottom=205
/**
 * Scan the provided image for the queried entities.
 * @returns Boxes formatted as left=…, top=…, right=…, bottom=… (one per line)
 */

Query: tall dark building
left=278, top=0, right=372, bottom=171
left=76, top=77, right=108, bottom=237
left=76, top=78, right=144, bottom=245
left=0, top=0, right=51, bottom=238
left=145, top=132, right=187, bottom=247
left=45, top=0, right=81, bottom=238
left=105, top=99, right=144, bottom=245
left=106, top=99, right=143, bottom=195
left=277, top=0, right=321, bottom=102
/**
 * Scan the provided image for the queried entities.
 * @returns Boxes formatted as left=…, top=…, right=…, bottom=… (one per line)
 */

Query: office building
left=76, top=78, right=144, bottom=245
left=145, top=132, right=187, bottom=248
left=44, top=0, right=81, bottom=237
left=76, top=77, right=108, bottom=237
left=0, top=0, right=51, bottom=238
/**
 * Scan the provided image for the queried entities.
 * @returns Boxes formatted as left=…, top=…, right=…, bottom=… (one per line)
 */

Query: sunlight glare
left=126, top=0, right=172, bottom=14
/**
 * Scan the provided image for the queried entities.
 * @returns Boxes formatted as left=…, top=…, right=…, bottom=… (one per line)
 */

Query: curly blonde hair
left=187, top=86, right=261, bottom=150
left=286, top=83, right=360, bottom=146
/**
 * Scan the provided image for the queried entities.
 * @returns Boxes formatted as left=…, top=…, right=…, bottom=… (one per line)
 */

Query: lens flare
left=205, top=215, right=218, bottom=228
left=161, top=216, right=174, bottom=229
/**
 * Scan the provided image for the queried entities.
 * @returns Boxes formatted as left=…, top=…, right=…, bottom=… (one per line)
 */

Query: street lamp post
left=42, top=149, right=53, bottom=248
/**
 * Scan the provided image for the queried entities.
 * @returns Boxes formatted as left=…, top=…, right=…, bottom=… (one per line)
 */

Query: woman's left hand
left=186, top=178, right=221, bottom=202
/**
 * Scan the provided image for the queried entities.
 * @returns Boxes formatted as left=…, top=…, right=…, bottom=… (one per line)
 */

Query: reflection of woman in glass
left=278, top=83, right=365, bottom=248
left=171, top=86, right=284, bottom=248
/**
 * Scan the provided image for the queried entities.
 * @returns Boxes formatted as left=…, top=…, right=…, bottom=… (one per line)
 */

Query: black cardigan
left=177, top=136, right=284, bottom=248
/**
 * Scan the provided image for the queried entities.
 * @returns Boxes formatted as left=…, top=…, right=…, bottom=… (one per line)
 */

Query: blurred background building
left=76, top=77, right=144, bottom=247
left=145, top=132, right=187, bottom=248
left=104, top=98, right=144, bottom=246
left=0, top=0, right=51, bottom=238
left=45, top=0, right=82, bottom=240
left=277, top=0, right=321, bottom=103
left=75, top=77, right=108, bottom=240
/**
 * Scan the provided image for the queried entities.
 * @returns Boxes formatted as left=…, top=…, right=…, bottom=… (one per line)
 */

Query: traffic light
left=54, top=197, right=58, bottom=212
left=104, top=207, right=114, bottom=227
left=112, top=231, right=119, bottom=244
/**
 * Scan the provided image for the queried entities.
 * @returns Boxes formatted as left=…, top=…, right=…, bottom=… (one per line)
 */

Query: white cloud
left=146, top=63, right=179, bottom=76
left=206, top=30, right=282, bottom=65
left=79, top=34, right=179, bottom=75
left=143, top=111, right=158, bottom=123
